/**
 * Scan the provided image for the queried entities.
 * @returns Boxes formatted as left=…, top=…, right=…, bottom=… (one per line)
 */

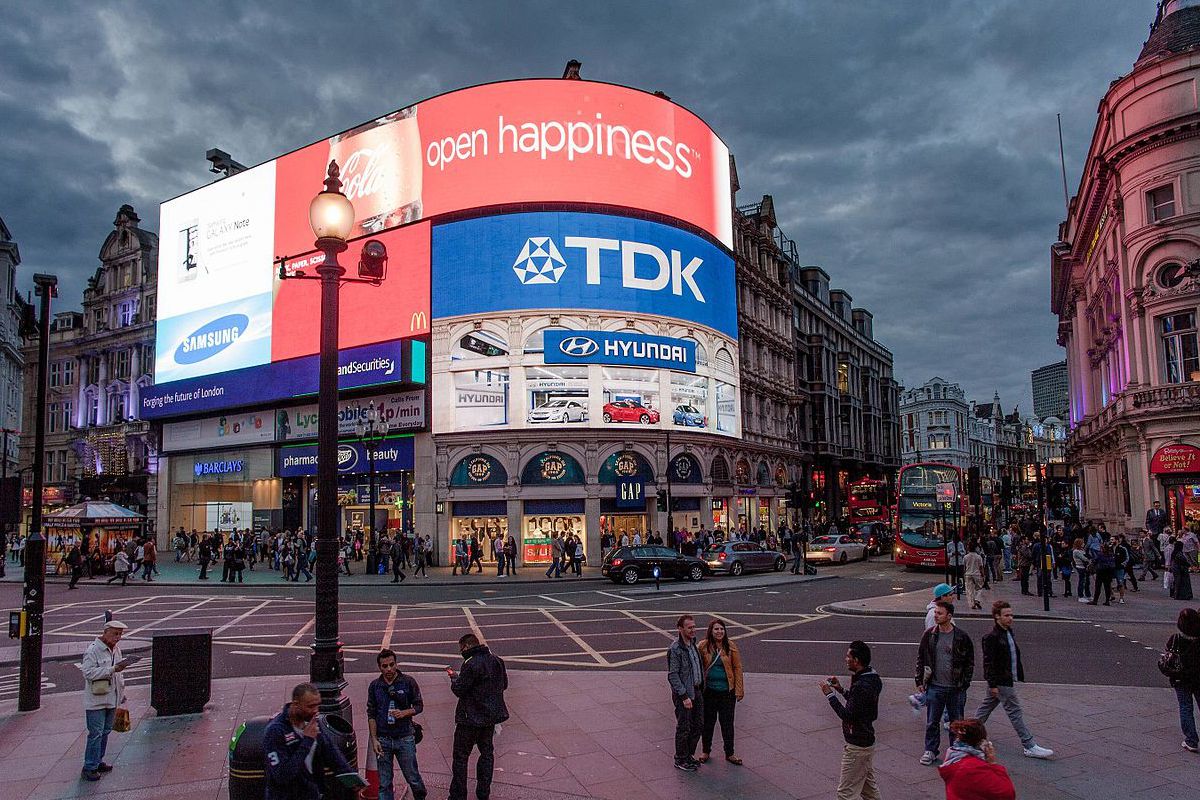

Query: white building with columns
left=18, top=204, right=158, bottom=527
left=1052, top=0, right=1200, bottom=532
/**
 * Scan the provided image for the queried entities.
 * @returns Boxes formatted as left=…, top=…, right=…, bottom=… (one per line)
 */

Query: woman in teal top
left=697, top=619, right=744, bottom=764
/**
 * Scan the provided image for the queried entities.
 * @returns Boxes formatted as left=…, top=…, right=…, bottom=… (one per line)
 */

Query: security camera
left=359, top=239, right=388, bottom=282
left=205, top=148, right=247, bottom=177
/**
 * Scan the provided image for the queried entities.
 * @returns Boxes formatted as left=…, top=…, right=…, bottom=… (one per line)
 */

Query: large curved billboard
left=149, top=79, right=732, bottom=418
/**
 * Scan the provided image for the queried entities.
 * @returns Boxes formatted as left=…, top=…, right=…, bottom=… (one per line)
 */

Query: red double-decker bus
left=893, top=463, right=968, bottom=569
left=848, top=478, right=891, bottom=554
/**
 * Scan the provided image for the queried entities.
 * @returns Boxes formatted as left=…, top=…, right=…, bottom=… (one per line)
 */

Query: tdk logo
left=559, top=336, right=599, bottom=357
left=175, top=314, right=249, bottom=365
left=513, top=236, right=705, bottom=302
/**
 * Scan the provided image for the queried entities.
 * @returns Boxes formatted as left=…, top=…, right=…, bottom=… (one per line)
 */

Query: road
left=0, top=558, right=1169, bottom=703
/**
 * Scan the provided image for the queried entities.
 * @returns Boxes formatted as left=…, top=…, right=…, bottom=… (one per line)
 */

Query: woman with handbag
left=80, top=620, right=136, bottom=781
left=1163, top=608, right=1200, bottom=752
left=697, top=618, right=744, bottom=765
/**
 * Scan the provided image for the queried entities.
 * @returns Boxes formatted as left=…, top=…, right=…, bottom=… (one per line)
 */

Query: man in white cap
left=80, top=620, right=136, bottom=781
left=909, top=584, right=956, bottom=710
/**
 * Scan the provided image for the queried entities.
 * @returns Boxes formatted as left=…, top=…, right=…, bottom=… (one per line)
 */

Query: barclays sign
left=432, top=212, right=738, bottom=339
left=544, top=329, right=696, bottom=372
left=193, top=459, right=245, bottom=478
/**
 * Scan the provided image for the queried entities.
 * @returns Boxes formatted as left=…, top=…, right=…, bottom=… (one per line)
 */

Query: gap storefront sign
left=276, top=437, right=415, bottom=478
left=544, top=329, right=696, bottom=372
left=431, top=211, right=737, bottom=338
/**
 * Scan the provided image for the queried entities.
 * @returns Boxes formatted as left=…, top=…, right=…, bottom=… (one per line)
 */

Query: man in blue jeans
left=80, top=620, right=134, bottom=780
left=914, top=600, right=974, bottom=765
left=367, top=649, right=426, bottom=800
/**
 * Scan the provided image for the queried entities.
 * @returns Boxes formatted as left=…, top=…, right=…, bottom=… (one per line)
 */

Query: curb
left=0, top=637, right=152, bottom=668
left=822, top=602, right=1123, bottom=624
left=2, top=573, right=612, bottom=589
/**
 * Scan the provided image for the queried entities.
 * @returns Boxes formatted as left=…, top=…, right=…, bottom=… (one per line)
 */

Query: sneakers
left=907, top=693, right=922, bottom=709
left=96, top=763, right=113, bottom=773
left=1078, top=596, right=1088, bottom=603
left=919, top=751, right=937, bottom=766
left=674, top=759, right=698, bottom=772
left=942, top=721, right=951, bottom=731
left=1184, top=741, right=1199, bottom=753
left=81, top=769, right=102, bottom=781
left=1023, top=745, right=1054, bottom=759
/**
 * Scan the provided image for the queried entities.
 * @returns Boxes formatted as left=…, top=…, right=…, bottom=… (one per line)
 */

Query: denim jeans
left=974, top=686, right=1034, bottom=748
left=924, top=685, right=965, bottom=755
left=378, top=734, right=426, bottom=800
left=84, top=707, right=116, bottom=772
left=1177, top=686, right=1200, bottom=749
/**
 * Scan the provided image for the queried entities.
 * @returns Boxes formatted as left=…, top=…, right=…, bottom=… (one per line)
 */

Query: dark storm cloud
left=0, top=0, right=1160, bottom=411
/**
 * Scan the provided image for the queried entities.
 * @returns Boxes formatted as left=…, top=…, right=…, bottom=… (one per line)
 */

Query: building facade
left=1031, top=360, right=1069, bottom=421
left=899, top=377, right=970, bottom=470
left=1051, top=0, right=1200, bottom=531
left=18, top=205, right=159, bottom=526
left=0, top=217, right=31, bottom=480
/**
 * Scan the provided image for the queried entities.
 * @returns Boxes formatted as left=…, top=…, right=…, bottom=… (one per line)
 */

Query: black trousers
left=68, top=565, right=82, bottom=588
left=1092, top=570, right=1114, bottom=603
left=701, top=688, right=736, bottom=756
left=672, top=691, right=704, bottom=762
left=449, top=723, right=494, bottom=800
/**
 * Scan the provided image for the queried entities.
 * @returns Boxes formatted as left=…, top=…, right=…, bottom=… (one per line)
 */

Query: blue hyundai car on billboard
left=672, top=404, right=706, bottom=427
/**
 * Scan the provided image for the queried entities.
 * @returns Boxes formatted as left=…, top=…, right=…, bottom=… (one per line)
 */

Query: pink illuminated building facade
left=1052, top=0, right=1200, bottom=532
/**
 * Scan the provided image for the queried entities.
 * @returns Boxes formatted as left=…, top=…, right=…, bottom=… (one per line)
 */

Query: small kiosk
left=43, top=500, right=147, bottom=572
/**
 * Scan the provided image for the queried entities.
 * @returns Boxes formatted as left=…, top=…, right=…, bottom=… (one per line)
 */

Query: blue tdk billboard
left=431, top=211, right=737, bottom=339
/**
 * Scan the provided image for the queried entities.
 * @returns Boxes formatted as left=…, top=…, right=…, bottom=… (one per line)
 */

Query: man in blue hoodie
left=822, top=640, right=883, bottom=800
left=262, top=683, right=360, bottom=800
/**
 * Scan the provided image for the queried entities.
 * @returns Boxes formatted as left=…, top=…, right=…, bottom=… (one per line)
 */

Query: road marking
left=382, top=605, right=399, bottom=650
left=593, top=590, right=633, bottom=602
left=537, top=595, right=575, bottom=607
left=763, top=639, right=914, bottom=645
left=286, top=617, right=316, bottom=647
left=213, top=599, right=274, bottom=636
left=462, top=606, right=485, bottom=646
left=616, top=609, right=675, bottom=640
left=228, top=650, right=276, bottom=657
left=475, top=599, right=486, bottom=606
left=538, top=609, right=610, bottom=666
left=126, top=597, right=215, bottom=637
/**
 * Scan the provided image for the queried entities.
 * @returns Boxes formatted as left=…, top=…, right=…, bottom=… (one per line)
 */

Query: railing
left=1068, top=381, right=1200, bottom=445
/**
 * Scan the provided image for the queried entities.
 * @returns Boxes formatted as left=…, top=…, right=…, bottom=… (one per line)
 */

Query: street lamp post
left=18, top=273, right=57, bottom=712
left=277, top=161, right=385, bottom=719
left=355, top=403, right=384, bottom=552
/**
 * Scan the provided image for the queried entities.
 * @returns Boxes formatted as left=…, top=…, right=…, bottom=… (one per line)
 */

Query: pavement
left=1, top=667, right=1196, bottom=800
left=827, top=568, right=1194, bottom=625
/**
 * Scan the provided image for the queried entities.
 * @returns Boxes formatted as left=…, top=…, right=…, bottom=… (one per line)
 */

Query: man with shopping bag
left=79, top=619, right=138, bottom=781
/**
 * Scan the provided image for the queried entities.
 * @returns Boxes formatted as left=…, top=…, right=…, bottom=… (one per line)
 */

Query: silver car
left=704, top=541, right=788, bottom=576
left=806, top=534, right=868, bottom=564
left=527, top=398, right=588, bottom=424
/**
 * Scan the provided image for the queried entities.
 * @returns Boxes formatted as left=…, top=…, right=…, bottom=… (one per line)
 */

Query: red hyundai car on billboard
left=602, top=400, right=660, bottom=424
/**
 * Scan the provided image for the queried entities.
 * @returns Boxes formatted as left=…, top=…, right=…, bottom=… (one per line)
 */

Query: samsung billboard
left=431, top=211, right=736, bottom=338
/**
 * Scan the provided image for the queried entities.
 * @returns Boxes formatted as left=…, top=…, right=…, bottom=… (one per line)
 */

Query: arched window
left=450, top=454, right=508, bottom=487
left=756, top=461, right=771, bottom=487
left=520, top=451, right=585, bottom=485
left=597, top=451, right=654, bottom=484
left=524, top=326, right=568, bottom=354
left=669, top=453, right=703, bottom=484
left=714, top=348, right=735, bottom=375
left=711, top=455, right=731, bottom=483
left=684, top=337, right=708, bottom=366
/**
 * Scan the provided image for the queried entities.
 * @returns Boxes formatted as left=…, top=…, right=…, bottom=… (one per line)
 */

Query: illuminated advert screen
left=430, top=210, right=739, bottom=437
left=147, top=79, right=730, bottom=419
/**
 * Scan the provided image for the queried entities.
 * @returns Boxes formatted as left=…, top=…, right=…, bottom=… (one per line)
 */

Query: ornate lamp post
left=355, top=402, right=385, bottom=550
left=278, top=161, right=385, bottom=718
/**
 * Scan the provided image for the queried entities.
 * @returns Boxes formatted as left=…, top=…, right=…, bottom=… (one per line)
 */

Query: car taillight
left=611, top=558, right=623, bottom=567
left=718, top=552, right=727, bottom=560
left=824, top=547, right=837, bottom=552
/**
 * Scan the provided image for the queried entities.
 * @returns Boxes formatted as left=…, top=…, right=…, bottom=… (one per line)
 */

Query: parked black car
left=703, top=542, right=788, bottom=576
left=602, top=546, right=707, bottom=585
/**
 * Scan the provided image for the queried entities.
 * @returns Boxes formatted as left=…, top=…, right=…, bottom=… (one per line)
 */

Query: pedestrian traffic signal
left=656, top=489, right=668, bottom=512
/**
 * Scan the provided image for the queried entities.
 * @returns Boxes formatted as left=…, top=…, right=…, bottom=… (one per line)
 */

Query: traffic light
left=656, top=489, right=668, bottom=512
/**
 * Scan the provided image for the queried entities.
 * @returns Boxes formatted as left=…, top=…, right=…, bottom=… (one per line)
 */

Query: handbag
left=1158, top=635, right=1184, bottom=679
left=90, top=678, right=112, bottom=695
left=412, top=721, right=423, bottom=744
left=113, top=707, right=131, bottom=733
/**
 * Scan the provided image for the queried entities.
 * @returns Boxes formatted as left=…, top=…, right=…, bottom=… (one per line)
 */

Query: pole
left=19, top=273, right=56, bottom=712
left=1036, top=460, right=1050, bottom=612
left=665, top=425, right=672, bottom=542
left=367, top=433, right=376, bottom=554
left=942, top=502, right=950, bottom=590
left=310, top=239, right=351, bottom=719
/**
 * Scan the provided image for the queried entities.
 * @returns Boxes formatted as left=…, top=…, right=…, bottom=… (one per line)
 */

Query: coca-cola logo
left=341, top=148, right=392, bottom=201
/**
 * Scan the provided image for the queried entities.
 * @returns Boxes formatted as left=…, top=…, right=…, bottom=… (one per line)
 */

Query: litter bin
left=228, top=716, right=271, bottom=800
left=151, top=629, right=211, bottom=715
left=321, top=713, right=360, bottom=800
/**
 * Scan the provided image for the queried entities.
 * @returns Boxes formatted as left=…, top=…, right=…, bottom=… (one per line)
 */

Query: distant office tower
left=1031, top=360, right=1068, bottom=422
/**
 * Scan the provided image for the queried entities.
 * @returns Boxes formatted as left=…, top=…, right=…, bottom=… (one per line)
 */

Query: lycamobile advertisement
left=277, top=390, right=426, bottom=440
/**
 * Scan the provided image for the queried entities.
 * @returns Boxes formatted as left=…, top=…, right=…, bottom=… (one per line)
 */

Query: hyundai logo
left=337, top=444, right=359, bottom=472
left=559, top=336, right=599, bottom=358
left=513, top=237, right=567, bottom=284
left=174, top=313, right=249, bottom=365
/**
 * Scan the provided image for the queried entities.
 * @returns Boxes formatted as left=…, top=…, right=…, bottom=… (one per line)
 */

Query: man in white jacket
left=80, top=620, right=134, bottom=781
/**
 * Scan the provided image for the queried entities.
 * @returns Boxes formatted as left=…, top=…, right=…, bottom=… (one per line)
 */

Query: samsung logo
left=175, top=314, right=249, bottom=365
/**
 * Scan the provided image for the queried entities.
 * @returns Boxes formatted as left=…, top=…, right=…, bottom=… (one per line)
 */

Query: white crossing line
left=537, top=595, right=575, bottom=607
left=228, top=650, right=276, bottom=657
left=593, top=590, right=634, bottom=602
left=126, top=597, right=215, bottom=637
left=213, top=599, right=274, bottom=636
left=538, top=609, right=610, bottom=666
left=381, top=604, right=399, bottom=650
left=462, top=607, right=485, bottom=646
left=286, top=617, right=316, bottom=647
left=762, top=639, right=914, bottom=646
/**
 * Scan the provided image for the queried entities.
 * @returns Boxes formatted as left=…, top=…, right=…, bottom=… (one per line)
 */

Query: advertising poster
left=525, top=365, right=588, bottom=424
left=431, top=211, right=737, bottom=338
left=162, top=410, right=275, bottom=452
left=521, top=515, right=585, bottom=564
left=276, top=390, right=426, bottom=441
left=452, top=370, right=508, bottom=430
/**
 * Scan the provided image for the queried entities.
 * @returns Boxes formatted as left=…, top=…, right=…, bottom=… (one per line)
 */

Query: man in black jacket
left=914, top=601, right=973, bottom=765
left=448, top=634, right=509, bottom=800
left=822, top=640, right=883, bottom=800
left=973, top=601, right=1054, bottom=759
left=262, top=683, right=361, bottom=800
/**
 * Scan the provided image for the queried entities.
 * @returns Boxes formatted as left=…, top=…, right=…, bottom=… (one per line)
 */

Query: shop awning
left=43, top=500, right=146, bottom=528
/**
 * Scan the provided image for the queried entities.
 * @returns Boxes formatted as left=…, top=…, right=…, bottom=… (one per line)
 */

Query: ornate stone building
left=0, top=217, right=32, bottom=480
left=18, top=205, right=158, bottom=525
left=1051, top=0, right=1200, bottom=531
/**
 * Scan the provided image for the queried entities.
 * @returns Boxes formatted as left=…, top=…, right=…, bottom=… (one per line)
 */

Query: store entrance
left=601, top=513, right=650, bottom=545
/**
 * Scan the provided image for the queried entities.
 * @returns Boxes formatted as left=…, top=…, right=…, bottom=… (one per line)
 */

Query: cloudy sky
left=0, top=0, right=1163, bottom=412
